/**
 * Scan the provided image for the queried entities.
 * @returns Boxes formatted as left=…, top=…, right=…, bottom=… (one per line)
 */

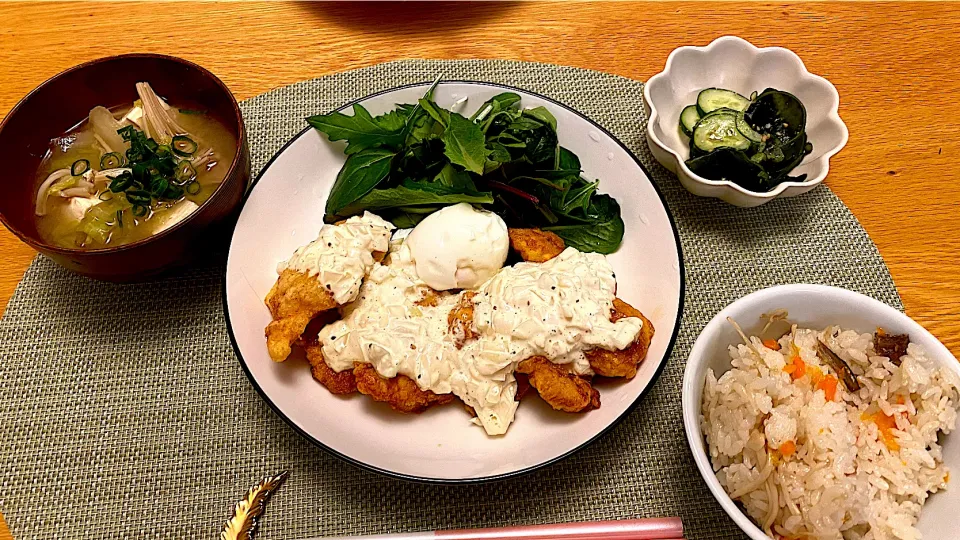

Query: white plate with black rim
left=224, top=81, right=684, bottom=482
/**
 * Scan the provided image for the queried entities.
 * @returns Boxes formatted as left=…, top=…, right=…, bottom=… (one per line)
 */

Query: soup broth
left=35, top=86, right=236, bottom=250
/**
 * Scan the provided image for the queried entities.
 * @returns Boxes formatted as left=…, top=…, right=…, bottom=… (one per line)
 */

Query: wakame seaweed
left=682, top=88, right=813, bottom=192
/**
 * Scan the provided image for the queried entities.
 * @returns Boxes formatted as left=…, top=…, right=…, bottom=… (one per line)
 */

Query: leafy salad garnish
left=307, top=80, right=624, bottom=254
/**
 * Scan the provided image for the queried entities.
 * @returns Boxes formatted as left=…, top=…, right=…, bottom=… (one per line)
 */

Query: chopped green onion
left=144, top=138, right=159, bottom=153
left=171, top=135, right=198, bottom=157
left=116, top=125, right=136, bottom=141
left=163, top=186, right=185, bottom=200
left=126, top=146, right=143, bottom=163
left=115, top=210, right=123, bottom=228
left=149, top=176, right=169, bottom=197
left=185, top=181, right=202, bottom=195
left=99, top=152, right=125, bottom=169
left=125, top=190, right=152, bottom=206
left=131, top=204, right=148, bottom=217
left=71, top=159, right=91, bottom=176
left=178, top=108, right=207, bottom=115
left=98, top=191, right=114, bottom=201
left=175, top=161, right=197, bottom=184
left=108, top=172, right=134, bottom=193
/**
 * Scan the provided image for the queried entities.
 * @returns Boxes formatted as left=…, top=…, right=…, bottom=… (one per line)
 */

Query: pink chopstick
left=307, top=518, right=684, bottom=540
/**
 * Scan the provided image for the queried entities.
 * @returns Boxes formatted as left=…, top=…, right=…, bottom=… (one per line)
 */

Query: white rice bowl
left=702, top=325, right=960, bottom=540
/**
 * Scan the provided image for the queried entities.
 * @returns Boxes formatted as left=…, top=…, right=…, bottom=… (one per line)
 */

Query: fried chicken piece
left=508, top=228, right=565, bottom=262
left=353, top=363, right=454, bottom=413
left=517, top=356, right=600, bottom=413
left=874, top=329, right=910, bottom=365
left=447, top=291, right=477, bottom=348
left=586, top=298, right=656, bottom=379
left=303, top=342, right=357, bottom=395
left=264, top=269, right=339, bottom=362
left=295, top=310, right=342, bottom=348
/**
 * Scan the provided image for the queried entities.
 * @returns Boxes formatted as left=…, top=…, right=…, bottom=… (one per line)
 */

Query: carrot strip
left=789, top=357, right=806, bottom=380
left=817, top=374, right=839, bottom=401
left=762, top=338, right=781, bottom=351
left=779, top=440, right=797, bottom=457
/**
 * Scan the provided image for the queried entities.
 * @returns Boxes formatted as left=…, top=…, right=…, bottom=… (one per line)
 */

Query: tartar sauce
left=279, top=212, right=394, bottom=304
left=318, top=227, right=643, bottom=435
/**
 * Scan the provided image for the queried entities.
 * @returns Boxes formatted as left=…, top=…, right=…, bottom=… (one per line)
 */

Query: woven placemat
left=0, top=60, right=900, bottom=540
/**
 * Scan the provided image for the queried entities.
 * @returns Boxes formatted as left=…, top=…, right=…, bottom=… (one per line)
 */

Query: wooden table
left=0, top=2, right=957, bottom=538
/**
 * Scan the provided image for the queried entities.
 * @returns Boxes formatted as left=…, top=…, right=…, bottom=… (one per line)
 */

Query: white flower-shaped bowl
left=643, top=36, right=849, bottom=207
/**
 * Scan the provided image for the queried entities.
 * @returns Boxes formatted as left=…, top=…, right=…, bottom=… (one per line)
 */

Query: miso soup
left=34, top=82, right=236, bottom=249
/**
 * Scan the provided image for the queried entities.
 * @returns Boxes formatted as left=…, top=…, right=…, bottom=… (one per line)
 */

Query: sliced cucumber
left=679, top=105, right=701, bottom=137
left=692, top=110, right=752, bottom=153
left=697, top=88, right=751, bottom=115
left=735, top=111, right=763, bottom=143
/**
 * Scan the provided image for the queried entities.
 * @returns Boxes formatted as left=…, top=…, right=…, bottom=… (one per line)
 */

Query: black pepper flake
left=327, top=242, right=332, bottom=247
left=493, top=306, right=497, bottom=310
left=551, top=286, right=556, bottom=290
left=330, top=335, right=336, bottom=340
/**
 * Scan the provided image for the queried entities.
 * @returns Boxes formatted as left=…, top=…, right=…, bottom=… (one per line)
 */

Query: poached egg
left=405, top=203, right=509, bottom=290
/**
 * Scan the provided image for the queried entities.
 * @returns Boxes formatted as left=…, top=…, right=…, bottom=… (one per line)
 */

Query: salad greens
left=681, top=88, right=812, bottom=193
left=306, top=81, right=624, bottom=254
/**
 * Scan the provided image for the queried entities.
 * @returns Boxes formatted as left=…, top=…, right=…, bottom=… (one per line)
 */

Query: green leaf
left=434, top=163, right=477, bottom=190
left=544, top=195, right=624, bottom=254
left=486, top=142, right=512, bottom=164
left=441, top=113, right=488, bottom=174
left=506, top=117, right=544, bottom=131
left=386, top=211, right=427, bottom=229
left=338, top=183, right=493, bottom=216
left=418, top=99, right=450, bottom=128
left=307, top=104, right=405, bottom=155
left=522, top=106, right=557, bottom=131
left=470, top=92, right=521, bottom=121
left=560, top=179, right=599, bottom=214
left=324, top=147, right=395, bottom=214
left=556, top=146, right=581, bottom=171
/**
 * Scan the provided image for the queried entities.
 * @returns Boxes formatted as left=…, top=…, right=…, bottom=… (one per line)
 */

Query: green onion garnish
left=171, top=135, right=198, bottom=157
left=107, top=124, right=208, bottom=212
left=125, top=190, right=152, bottom=206
left=175, top=161, right=197, bottom=184
left=148, top=176, right=169, bottom=197
left=99, top=152, right=125, bottom=169
left=163, top=186, right=185, bottom=200
left=108, top=172, right=134, bottom=192
left=117, top=125, right=136, bottom=141
left=71, top=159, right=90, bottom=176
left=116, top=210, right=123, bottom=228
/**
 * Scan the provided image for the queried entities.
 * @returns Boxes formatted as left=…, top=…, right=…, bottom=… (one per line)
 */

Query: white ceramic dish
left=224, top=81, right=684, bottom=482
left=682, top=284, right=960, bottom=539
left=643, top=36, right=849, bottom=207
